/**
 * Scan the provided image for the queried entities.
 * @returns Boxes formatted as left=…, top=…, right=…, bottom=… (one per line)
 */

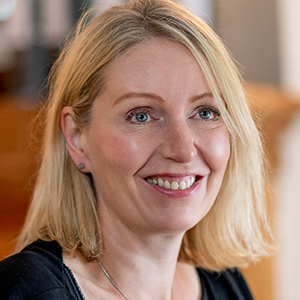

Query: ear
left=60, top=106, right=91, bottom=172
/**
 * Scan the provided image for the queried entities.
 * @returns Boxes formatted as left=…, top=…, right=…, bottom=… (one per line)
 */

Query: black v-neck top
left=0, top=240, right=253, bottom=299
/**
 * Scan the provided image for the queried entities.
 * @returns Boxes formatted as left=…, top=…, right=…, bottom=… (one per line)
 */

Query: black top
left=0, top=240, right=253, bottom=299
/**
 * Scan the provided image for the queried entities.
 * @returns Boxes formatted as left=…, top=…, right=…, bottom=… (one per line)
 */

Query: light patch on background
left=277, top=0, right=300, bottom=96
left=0, top=0, right=17, bottom=22
left=276, top=110, right=300, bottom=300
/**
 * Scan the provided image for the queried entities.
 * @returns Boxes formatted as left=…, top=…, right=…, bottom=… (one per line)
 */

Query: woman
left=0, top=0, right=272, bottom=299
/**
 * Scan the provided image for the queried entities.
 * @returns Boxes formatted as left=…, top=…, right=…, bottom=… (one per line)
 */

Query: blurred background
left=0, top=0, right=299, bottom=299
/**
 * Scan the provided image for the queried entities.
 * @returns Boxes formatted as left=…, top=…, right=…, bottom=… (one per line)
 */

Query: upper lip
left=143, top=173, right=201, bottom=180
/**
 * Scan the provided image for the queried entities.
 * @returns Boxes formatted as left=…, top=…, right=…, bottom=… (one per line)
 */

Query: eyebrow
left=113, top=91, right=217, bottom=106
left=113, top=92, right=164, bottom=106
left=190, top=92, right=215, bottom=102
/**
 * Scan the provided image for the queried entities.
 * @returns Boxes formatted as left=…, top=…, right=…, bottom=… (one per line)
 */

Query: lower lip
left=144, top=178, right=203, bottom=198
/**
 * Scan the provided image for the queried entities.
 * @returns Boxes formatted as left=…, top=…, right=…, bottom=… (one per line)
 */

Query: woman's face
left=81, top=38, right=230, bottom=234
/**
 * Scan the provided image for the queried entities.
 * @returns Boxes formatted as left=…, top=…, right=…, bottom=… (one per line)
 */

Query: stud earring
left=78, top=162, right=85, bottom=170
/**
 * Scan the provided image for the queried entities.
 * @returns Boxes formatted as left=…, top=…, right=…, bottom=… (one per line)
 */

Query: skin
left=61, top=38, right=230, bottom=300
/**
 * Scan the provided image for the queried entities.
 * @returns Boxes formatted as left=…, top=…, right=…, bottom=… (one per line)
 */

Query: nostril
left=159, top=123, right=197, bottom=163
left=160, top=136, right=197, bottom=163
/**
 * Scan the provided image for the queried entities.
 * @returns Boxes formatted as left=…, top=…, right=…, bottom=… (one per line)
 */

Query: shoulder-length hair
left=16, top=0, right=272, bottom=270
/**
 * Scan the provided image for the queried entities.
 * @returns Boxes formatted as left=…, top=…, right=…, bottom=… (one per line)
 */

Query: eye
left=126, top=107, right=154, bottom=124
left=199, top=109, right=212, bottom=120
left=135, top=112, right=148, bottom=123
left=193, top=106, right=220, bottom=121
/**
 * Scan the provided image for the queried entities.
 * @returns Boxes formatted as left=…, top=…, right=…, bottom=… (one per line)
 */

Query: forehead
left=103, top=38, right=211, bottom=96
left=109, top=37, right=198, bottom=71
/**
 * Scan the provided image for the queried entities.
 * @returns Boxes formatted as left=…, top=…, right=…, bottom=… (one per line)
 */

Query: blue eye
left=199, top=110, right=212, bottom=119
left=135, top=112, right=148, bottom=122
left=194, top=106, right=220, bottom=121
left=126, top=108, right=154, bottom=124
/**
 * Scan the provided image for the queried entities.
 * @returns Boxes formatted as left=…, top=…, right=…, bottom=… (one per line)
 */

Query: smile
left=145, top=176, right=199, bottom=190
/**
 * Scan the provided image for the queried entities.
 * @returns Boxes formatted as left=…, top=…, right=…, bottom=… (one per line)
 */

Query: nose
left=160, top=121, right=197, bottom=164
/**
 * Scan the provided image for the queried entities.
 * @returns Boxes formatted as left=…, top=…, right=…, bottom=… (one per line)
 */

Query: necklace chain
left=97, top=258, right=174, bottom=300
left=97, top=258, right=129, bottom=300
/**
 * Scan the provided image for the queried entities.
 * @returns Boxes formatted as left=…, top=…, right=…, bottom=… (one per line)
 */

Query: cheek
left=92, top=132, right=154, bottom=174
left=202, top=128, right=230, bottom=172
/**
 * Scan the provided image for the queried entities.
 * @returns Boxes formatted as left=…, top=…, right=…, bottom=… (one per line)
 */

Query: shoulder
left=197, top=268, right=253, bottom=300
left=0, top=240, right=74, bottom=300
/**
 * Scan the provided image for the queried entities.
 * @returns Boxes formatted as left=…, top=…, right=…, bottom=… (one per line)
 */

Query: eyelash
left=125, top=105, right=221, bottom=123
left=125, top=107, right=154, bottom=123
left=197, top=106, right=220, bottom=119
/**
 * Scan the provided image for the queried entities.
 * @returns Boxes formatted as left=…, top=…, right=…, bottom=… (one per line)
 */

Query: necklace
left=97, top=259, right=174, bottom=300
left=97, top=259, right=129, bottom=300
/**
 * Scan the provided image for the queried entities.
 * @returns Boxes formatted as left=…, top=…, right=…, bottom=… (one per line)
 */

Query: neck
left=98, top=217, right=185, bottom=300
left=63, top=211, right=201, bottom=300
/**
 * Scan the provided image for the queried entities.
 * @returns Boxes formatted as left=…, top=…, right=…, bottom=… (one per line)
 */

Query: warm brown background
left=1, top=84, right=300, bottom=299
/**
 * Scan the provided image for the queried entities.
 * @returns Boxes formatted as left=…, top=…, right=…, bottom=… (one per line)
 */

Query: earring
left=78, top=162, right=85, bottom=170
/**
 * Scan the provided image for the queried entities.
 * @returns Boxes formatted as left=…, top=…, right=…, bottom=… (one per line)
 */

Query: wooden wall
left=0, top=96, right=41, bottom=258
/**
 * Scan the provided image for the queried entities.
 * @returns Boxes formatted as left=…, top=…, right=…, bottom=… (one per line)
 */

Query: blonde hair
left=16, top=0, right=272, bottom=270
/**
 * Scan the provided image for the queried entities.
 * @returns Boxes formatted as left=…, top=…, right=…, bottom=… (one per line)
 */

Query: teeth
left=179, top=181, right=186, bottom=190
left=171, top=181, right=179, bottom=190
left=186, top=179, right=191, bottom=188
left=158, top=178, right=164, bottom=187
left=164, top=181, right=171, bottom=189
left=147, top=176, right=197, bottom=190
